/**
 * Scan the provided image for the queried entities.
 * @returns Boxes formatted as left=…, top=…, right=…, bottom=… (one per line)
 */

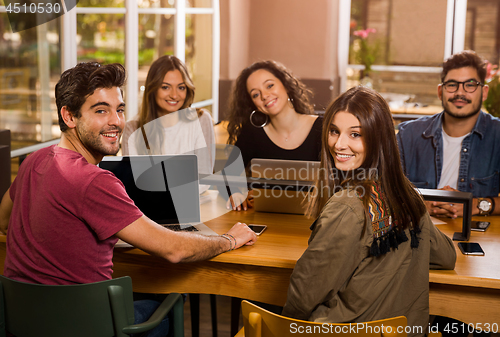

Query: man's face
left=74, top=87, right=125, bottom=159
left=438, top=67, right=489, bottom=119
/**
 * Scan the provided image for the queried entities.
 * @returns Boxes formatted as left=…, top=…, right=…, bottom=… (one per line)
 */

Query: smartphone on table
left=458, top=242, right=485, bottom=256
left=248, top=224, right=267, bottom=235
left=470, top=221, right=490, bottom=232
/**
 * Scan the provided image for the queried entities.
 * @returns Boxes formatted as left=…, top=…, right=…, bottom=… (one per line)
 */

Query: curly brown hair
left=226, top=60, right=314, bottom=144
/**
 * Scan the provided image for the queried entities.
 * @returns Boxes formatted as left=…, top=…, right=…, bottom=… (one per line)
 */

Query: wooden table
left=390, top=105, right=441, bottom=124
left=0, top=196, right=499, bottom=325
left=111, top=196, right=310, bottom=307
left=428, top=217, right=500, bottom=325
left=391, top=105, right=442, bottom=115
left=111, top=197, right=500, bottom=325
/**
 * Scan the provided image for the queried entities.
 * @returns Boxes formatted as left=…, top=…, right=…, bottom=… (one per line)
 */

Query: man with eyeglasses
left=397, top=50, right=500, bottom=220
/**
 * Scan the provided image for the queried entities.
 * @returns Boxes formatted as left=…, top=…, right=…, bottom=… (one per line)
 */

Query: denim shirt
left=397, top=111, right=500, bottom=198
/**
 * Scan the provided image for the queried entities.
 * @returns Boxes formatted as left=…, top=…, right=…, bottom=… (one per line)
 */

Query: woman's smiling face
left=155, top=69, right=187, bottom=115
left=246, top=69, right=289, bottom=116
left=328, top=111, right=366, bottom=171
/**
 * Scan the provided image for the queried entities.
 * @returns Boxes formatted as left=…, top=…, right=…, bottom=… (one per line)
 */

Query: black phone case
left=458, top=242, right=485, bottom=255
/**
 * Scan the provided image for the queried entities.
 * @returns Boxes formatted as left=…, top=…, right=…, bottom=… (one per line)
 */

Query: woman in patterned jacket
left=282, top=86, right=456, bottom=337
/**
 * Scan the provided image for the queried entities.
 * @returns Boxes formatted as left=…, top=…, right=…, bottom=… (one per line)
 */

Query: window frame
left=0, top=0, right=221, bottom=122
left=337, top=0, right=468, bottom=92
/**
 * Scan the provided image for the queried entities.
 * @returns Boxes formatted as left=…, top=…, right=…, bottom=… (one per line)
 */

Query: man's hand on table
left=225, top=222, right=258, bottom=249
left=426, top=185, right=479, bottom=218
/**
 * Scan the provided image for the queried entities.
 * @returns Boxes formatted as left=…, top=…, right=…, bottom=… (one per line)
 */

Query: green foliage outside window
left=484, top=63, right=500, bottom=118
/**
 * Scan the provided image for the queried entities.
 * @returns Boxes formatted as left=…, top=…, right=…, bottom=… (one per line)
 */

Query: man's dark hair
left=441, top=50, right=487, bottom=83
left=55, top=62, right=126, bottom=132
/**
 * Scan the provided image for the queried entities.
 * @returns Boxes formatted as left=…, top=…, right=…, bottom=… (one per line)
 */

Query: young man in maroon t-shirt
left=0, top=62, right=257, bottom=335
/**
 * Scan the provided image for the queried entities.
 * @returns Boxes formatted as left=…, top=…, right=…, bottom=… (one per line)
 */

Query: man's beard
left=76, top=123, right=121, bottom=157
left=442, top=92, right=482, bottom=119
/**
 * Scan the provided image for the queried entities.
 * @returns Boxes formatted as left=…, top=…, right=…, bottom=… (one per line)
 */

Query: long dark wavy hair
left=226, top=60, right=314, bottom=145
left=306, top=86, right=426, bottom=234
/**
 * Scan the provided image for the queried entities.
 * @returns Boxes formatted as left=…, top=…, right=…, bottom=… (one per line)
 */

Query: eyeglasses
left=442, top=79, right=484, bottom=93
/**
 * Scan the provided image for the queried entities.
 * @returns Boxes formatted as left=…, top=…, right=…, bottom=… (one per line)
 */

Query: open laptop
left=99, top=155, right=219, bottom=247
left=250, top=158, right=320, bottom=214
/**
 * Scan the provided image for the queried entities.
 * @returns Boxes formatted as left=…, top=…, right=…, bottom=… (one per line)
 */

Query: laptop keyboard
left=163, top=224, right=200, bottom=232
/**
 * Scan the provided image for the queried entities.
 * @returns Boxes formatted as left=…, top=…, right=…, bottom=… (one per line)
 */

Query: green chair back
left=0, top=275, right=183, bottom=337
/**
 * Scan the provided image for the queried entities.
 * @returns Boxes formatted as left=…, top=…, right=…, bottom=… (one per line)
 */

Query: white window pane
left=350, top=0, right=448, bottom=67
left=78, top=0, right=125, bottom=7
left=0, top=13, right=61, bottom=145
left=137, top=13, right=175, bottom=110
left=348, top=0, right=448, bottom=110
left=465, top=0, right=500, bottom=64
left=185, top=13, right=212, bottom=104
left=187, top=0, right=211, bottom=8
left=77, top=13, right=125, bottom=64
left=139, top=0, right=174, bottom=9
left=139, top=13, right=175, bottom=68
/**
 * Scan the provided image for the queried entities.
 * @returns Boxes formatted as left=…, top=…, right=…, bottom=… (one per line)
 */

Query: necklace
left=268, top=122, right=294, bottom=143
left=283, top=130, right=293, bottom=142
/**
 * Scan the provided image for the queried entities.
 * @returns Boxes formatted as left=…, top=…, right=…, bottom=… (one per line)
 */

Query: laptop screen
left=99, top=155, right=200, bottom=224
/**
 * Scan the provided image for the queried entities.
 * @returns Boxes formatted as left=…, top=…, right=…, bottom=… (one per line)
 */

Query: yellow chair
left=235, top=300, right=409, bottom=337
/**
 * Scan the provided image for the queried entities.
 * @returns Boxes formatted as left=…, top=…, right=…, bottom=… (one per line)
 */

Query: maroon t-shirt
left=4, top=145, right=143, bottom=285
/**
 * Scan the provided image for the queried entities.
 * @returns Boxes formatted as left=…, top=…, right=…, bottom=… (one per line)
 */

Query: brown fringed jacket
left=282, top=185, right=456, bottom=337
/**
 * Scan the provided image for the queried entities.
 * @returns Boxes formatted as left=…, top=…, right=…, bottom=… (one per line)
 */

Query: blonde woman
left=122, top=55, right=215, bottom=193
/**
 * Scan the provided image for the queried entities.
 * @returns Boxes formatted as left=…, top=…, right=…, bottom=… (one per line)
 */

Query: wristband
left=223, top=233, right=237, bottom=250
left=220, top=234, right=233, bottom=251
